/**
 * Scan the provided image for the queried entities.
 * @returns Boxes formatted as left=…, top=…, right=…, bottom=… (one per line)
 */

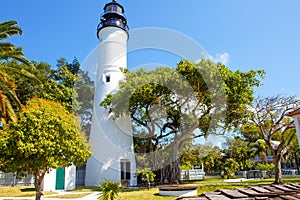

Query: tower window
left=105, top=75, right=111, bottom=83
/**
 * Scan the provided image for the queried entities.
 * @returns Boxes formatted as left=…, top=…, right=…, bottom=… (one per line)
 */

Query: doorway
left=120, top=159, right=130, bottom=186
left=55, top=168, right=65, bottom=190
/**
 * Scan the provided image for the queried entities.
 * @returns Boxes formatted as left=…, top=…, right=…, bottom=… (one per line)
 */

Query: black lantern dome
left=97, top=0, right=128, bottom=38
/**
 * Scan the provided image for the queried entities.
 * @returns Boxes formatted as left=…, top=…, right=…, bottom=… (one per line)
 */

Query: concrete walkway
left=0, top=191, right=101, bottom=200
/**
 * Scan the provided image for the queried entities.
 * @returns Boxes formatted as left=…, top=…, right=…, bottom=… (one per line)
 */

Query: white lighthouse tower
left=85, top=0, right=136, bottom=186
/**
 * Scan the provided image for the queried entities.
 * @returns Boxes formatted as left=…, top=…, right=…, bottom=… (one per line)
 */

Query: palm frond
left=0, top=20, right=22, bottom=40
left=2, top=64, right=41, bottom=85
left=3, top=95, right=18, bottom=122
left=0, top=47, right=32, bottom=66
left=0, top=42, right=15, bottom=49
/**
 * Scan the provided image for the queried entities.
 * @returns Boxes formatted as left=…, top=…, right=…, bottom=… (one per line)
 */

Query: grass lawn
left=46, top=193, right=91, bottom=198
left=0, top=186, right=57, bottom=197
left=1, top=177, right=300, bottom=199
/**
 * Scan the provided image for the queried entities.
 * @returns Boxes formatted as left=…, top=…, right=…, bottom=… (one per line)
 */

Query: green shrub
left=135, top=168, right=156, bottom=190
left=98, top=179, right=123, bottom=200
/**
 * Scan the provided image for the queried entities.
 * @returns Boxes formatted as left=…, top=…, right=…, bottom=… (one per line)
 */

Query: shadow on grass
left=21, top=188, right=35, bottom=192
left=121, top=188, right=144, bottom=193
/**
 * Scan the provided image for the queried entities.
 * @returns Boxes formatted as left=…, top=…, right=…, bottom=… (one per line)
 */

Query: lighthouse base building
left=85, top=0, right=137, bottom=186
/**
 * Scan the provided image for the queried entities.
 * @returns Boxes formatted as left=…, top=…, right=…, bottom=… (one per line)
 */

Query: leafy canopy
left=0, top=98, right=91, bottom=173
left=0, top=20, right=36, bottom=124
left=102, top=59, right=265, bottom=148
left=101, top=59, right=264, bottom=183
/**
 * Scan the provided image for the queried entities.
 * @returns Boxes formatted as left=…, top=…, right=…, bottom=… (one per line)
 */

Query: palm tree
left=0, top=20, right=34, bottom=124
left=250, top=139, right=268, bottom=164
left=0, top=20, right=31, bottom=65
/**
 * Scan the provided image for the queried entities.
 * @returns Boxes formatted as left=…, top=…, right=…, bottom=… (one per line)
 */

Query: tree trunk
left=34, top=169, right=46, bottom=200
left=170, top=141, right=180, bottom=184
left=171, top=159, right=181, bottom=184
left=274, top=154, right=283, bottom=185
left=160, top=160, right=181, bottom=184
left=34, top=176, right=43, bottom=200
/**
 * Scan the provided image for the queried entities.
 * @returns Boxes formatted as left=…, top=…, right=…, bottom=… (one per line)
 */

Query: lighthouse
left=85, top=0, right=136, bottom=186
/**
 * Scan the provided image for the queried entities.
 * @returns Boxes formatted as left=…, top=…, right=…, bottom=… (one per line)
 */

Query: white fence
left=0, top=173, right=34, bottom=187
left=181, top=169, right=205, bottom=180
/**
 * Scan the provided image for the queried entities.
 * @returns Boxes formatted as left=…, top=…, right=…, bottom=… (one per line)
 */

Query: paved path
left=0, top=191, right=101, bottom=200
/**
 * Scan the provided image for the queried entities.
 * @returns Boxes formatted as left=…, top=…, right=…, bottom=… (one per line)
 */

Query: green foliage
left=249, top=139, right=268, bottom=163
left=180, top=147, right=200, bottom=170
left=103, top=59, right=264, bottom=138
left=247, top=95, right=300, bottom=184
left=0, top=20, right=35, bottom=124
left=240, top=123, right=261, bottom=143
left=13, top=58, right=95, bottom=135
left=201, top=147, right=223, bottom=172
left=223, top=136, right=251, bottom=170
left=98, top=179, right=123, bottom=200
left=256, top=163, right=275, bottom=178
left=0, top=98, right=91, bottom=200
left=0, top=98, right=91, bottom=171
left=102, top=59, right=264, bottom=182
left=222, top=158, right=239, bottom=179
left=38, top=58, right=79, bottom=112
left=135, top=168, right=156, bottom=190
left=180, top=145, right=223, bottom=172
left=0, top=20, right=31, bottom=66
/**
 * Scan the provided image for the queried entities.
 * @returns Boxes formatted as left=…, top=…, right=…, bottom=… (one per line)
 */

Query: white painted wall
left=64, top=165, right=76, bottom=190
left=85, top=26, right=136, bottom=186
left=43, top=169, right=56, bottom=192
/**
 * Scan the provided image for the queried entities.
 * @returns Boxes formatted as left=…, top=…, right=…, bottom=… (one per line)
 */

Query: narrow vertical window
left=106, top=75, right=110, bottom=83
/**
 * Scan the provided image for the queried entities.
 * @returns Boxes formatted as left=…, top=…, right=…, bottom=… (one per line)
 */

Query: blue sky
left=2, top=0, right=300, bottom=97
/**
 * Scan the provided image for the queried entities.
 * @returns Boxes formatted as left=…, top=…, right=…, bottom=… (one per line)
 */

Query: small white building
left=43, top=166, right=76, bottom=191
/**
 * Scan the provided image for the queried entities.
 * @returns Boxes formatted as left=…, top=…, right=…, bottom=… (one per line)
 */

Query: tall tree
left=0, top=98, right=91, bottom=200
left=102, top=59, right=264, bottom=183
left=246, top=95, right=300, bottom=184
left=250, top=139, right=268, bottom=163
left=14, top=59, right=95, bottom=135
left=0, top=20, right=35, bottom=124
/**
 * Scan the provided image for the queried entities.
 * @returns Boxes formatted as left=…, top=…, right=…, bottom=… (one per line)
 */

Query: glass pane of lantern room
left=112, top=5, right=118, bottom=12
left=106, top=5, right=112, bottom=12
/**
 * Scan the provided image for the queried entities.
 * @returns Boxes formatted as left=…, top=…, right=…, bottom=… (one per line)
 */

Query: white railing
left=0, top=173, right=34, bottom=187
left=181, top=169, right=205, bottom=180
